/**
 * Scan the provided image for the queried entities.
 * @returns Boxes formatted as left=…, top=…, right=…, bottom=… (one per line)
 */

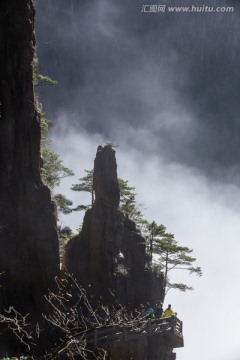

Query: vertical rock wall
left=0, top=1, right=59, bottom=317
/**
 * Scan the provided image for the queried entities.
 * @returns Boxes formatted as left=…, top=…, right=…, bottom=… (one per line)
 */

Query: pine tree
left=53, top=194, right=73, bottom=215
left=144, top=221, right=166, bottom=262
left=71, top=169, right=94, bottom=210
left=34, top=54, right=74, bottom=195
left=151, top=230, right=202, bottom=296
left=71, top=169, right=145, bottom=229
left=33, top=55, right=57, bottom=87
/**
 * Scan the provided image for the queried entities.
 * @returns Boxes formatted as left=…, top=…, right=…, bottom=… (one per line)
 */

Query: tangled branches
left=0, top=273, right=148, bottom=360
left=0, top=307, right=37, bottom=351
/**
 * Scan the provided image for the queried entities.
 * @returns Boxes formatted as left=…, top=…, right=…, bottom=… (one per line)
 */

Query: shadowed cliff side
left=0, top=0, right=59, bottom=321
left=64, top=145, right=171, bottom=359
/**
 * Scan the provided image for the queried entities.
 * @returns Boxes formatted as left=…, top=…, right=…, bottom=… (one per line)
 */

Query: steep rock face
left=64, top=145, right=170, bottom=359
left=0, top=1, right=59, bottom=318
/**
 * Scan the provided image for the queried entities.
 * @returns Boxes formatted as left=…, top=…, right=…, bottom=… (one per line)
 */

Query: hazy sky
left=36, top=1, right=240, bottom=359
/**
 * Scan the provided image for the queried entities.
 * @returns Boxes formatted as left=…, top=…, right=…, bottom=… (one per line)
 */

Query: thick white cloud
left=51, top=123, right=240, bottom=360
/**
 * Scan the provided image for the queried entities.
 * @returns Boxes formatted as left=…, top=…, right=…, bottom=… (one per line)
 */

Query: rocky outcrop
left=64, top=145, right=169, bottom=358
left=64, top=145, right=163, bottom=308
left=0, top=0, right=59, bottom=321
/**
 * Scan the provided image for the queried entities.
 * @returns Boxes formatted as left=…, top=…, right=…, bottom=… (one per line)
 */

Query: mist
left=36, top=0, right=240, bottom=184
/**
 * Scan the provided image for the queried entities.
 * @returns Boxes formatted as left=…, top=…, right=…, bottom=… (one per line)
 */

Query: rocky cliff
left=0, top=0, right=59, bottom=323
left=64, top=145, right=173, bottom=359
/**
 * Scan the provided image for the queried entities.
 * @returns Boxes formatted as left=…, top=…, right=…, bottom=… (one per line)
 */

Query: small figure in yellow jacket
left=162, top=304, right=176, bottom=318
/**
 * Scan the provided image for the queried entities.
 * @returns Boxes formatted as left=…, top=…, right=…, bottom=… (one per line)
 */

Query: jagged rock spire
left=93, top=145, right=120, bottom=207
left=63, top=144, right=166, bottom=358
